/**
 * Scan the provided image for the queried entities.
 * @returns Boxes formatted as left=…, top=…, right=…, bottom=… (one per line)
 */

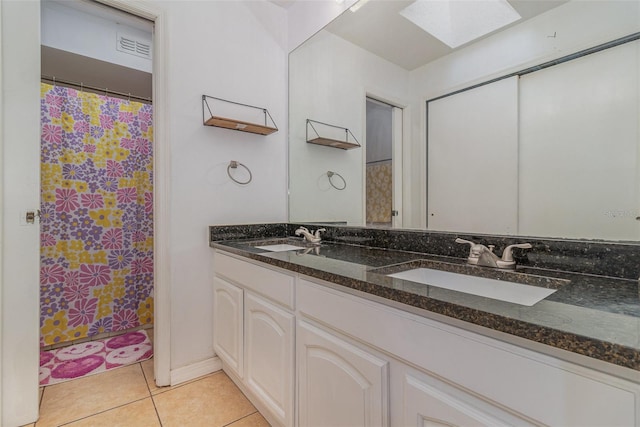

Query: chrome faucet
left=295, top=226, right=326, bottom=244
left=455, top=238, right=532, bottom=269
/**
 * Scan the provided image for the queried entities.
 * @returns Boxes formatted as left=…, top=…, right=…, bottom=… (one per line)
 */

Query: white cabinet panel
left=215, top=252, right=295, bottom=309
left=245, top=292, right=294, bottom=427
left=213, top=276, right=243, bottom=378
left=297, top=320, right=389, bottom=427
left=395, top=363, right=533, bottom=427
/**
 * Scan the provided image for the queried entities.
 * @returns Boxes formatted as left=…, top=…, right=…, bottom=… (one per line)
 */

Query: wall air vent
left=116, top=32, right=152, bottom=59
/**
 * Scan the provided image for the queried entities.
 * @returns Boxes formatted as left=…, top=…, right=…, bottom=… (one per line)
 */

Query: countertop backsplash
left=210, top=223, right=640, bottom=280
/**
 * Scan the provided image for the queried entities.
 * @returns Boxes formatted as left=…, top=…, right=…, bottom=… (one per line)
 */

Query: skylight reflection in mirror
left=399, top=0, right=522, bottom=48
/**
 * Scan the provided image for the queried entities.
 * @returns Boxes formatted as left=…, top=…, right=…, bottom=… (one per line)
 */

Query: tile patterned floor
left=24, top=358, right=270, bottom=427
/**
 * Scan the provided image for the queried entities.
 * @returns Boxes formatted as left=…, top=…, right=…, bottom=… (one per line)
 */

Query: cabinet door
left=397, top=365, right=531, bottom=427
left=297, top=320, right=389, bottom=427
left=245, top=292, right=294, bottom=427
left=213, top=276, right=243, bottom=378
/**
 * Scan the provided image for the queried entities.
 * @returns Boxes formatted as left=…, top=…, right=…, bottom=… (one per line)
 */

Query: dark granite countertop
left=210, top=224, right=640, bottom=374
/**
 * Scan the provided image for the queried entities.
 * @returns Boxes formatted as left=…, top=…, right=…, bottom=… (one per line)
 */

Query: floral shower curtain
left=40, top=83, right=154, bottom=347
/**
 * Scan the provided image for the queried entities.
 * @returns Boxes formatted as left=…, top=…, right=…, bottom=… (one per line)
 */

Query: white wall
left=289, top=30, right=409, bottom=224
left=287, top=0, right=356, bottom=52
left=41, top=0, right=153, bottom=73
left=1, top=1, right=41, bottom=425
left=408, top=0, right=640, bottom=228
left=154, top=0, right=289, bottom=370
left=1, top=0, right=289, bottom=424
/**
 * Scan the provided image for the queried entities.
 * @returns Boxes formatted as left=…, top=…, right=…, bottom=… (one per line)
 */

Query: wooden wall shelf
left=205, top=116, right=277, bottom=135
left=307, top=137, right=360, bottom=150
left=202, top=95, right=278, bottom=136
left=306, top=119, right=360, bottom=150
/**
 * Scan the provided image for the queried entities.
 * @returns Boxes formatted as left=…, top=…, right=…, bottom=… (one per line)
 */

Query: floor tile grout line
left=149, top=390, right=165, bottom=427
left=140, top=360, right=154, bottom=395
left=51, top=396, right=152, bottom=427
left=39, top=386, right=45, bottom=409
left=140, top=360, right=165, bottom=426
left=221, top=410, right=259, bottom=427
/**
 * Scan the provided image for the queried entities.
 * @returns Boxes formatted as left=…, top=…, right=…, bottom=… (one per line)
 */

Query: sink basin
left=254, top=243, right=307, bottom=252
left=388, top=267, right=557, bottom=306
left=242, top=237, right=314, bottom=252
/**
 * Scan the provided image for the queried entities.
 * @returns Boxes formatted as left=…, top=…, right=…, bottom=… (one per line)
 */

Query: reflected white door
left=427, top=76, right=519, bottom=235
left=519, top=40, right=640, bottom=240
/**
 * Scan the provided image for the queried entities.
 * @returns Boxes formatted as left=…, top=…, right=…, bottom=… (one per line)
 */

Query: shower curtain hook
left=52, top=76, right=56, bottom=87
left=128, top=93, right=131, bottom=102
left=80, top=82, right=84, bottom=93
left=105, top=88, right=109, bottom=97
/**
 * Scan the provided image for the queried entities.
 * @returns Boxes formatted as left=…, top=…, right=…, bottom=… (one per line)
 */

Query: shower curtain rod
left=41, top=75, right=152, bottom=104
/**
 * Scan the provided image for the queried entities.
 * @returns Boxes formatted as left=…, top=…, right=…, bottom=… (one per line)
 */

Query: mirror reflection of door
left=366, top=97, right=403, bottom=228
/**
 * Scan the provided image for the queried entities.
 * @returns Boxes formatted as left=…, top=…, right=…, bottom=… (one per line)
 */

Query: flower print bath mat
left=39, top=330, right=152, bottom=386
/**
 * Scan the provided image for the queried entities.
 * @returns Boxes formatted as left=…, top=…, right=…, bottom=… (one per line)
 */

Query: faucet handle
left=455, top=238, right=476, bottom=254
left=501, top=243, right=532, bottom=262
left=314, top=228, right=326, bottom=238
left=455, top=238, right=488, bottom=264
left=294, top=226, right=309, bottom=237
left=455, top=238, right=487, bottom=253
left=455, top=238, right=474, bottom=245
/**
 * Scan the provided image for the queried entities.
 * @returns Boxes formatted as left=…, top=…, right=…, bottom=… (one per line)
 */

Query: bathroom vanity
left=210, top=224, right=640, bottom=427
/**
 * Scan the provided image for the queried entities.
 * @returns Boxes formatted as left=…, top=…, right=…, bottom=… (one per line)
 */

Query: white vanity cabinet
left=213, top=251, right=295, bottom=427
left=297, top=320, right=389, bottom=427
left=214, top=251, right=640, bottom=427
left=297, top=277, right=640, bottom=427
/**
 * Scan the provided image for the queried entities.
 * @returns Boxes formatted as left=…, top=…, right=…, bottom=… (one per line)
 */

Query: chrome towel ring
left=327, top=171, right=346, bottom=190
left=227, top=161, right=252, bottom=185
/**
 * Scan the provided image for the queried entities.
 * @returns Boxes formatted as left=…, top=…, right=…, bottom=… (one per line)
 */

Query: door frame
left=0, top=1, right=5, bottom=423
left=95, top=0, right=170, bottom=387
left=363, top=93, right=405, bottom=228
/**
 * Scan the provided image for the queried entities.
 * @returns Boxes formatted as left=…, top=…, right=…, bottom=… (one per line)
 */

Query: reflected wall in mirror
left=288, top=0, right=640, bottom=241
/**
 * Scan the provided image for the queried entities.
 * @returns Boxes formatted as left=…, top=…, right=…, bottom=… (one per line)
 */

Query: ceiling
left=42, top=46, right=152, bottom=102
left=323, top=0, right=567, bottom=70
left=269, top=0, right=297, bottom=9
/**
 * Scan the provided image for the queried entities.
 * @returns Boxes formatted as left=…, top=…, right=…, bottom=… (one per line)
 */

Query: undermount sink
left=245, top=237, right=314, bottom=252
left=388, top=268, right=556, bottom=306
left=377, top=259, right=568, bottom=307
left=254, top=243, right=307, bottom=252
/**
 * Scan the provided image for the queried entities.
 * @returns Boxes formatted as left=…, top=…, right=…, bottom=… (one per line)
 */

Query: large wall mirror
left=288, top=0, right=640, bottom=241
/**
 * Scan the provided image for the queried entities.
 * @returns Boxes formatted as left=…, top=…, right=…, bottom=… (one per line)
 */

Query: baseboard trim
left=170, top=356, right=222, bottom=386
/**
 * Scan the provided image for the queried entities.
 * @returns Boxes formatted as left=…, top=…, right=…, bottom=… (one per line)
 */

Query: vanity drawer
left=215, top=251, right=295, bottom=310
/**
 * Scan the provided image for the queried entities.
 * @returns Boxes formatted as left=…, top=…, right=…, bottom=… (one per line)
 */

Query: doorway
left=365, top=97, right=403, bottom=228
left=2, top=0, right=169, bottom=424
left=39, top=0, right=161, bottom=377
